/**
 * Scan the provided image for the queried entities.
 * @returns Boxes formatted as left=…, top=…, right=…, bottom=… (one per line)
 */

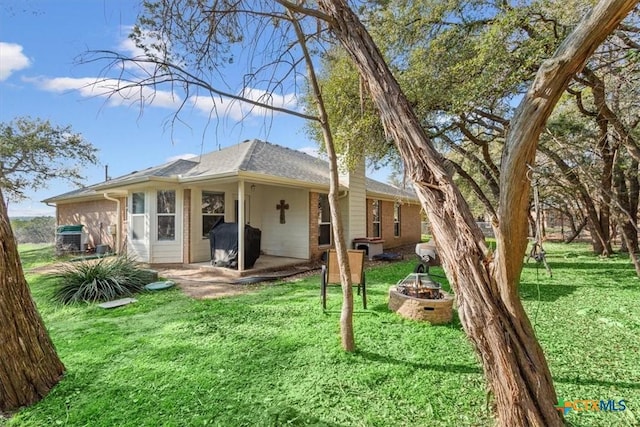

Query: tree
left=0, top=116, right=98, bottom=201
left=0, top=117, right=96, bottom=412
left=317, top=0, right=638, bottom=259
left=11, top=216, right=56, bottom=244
left=309, top=0, right=636, bottom=425
left=89, top=2, right=360, bottom=350
left=90, top=0, right=637, bottom=424
left=0, top=188, right=65, bottom=413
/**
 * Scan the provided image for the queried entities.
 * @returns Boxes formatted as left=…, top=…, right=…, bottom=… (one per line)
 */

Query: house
left=43, top=139, right=422, bottom=271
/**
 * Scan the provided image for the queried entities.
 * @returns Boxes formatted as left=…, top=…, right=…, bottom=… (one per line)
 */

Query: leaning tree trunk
left=317, top=0, right=637, bottom=425
left=0, top=188, right=65, bottom=413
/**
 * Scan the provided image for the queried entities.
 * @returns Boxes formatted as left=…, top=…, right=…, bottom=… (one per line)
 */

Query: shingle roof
left=182, top=140, right=330, bottom=185
left=43, top=139, right=417, bottom=203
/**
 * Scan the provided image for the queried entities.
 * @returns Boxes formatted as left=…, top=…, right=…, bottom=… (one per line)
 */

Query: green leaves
left=0, top=116, right=98, bottom=201
left=52, top=255, right=149, bottom=304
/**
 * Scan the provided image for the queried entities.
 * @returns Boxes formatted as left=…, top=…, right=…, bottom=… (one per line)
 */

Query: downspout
left=46, top=202, right=58, bottom=243
left=45, top=202, right=57, bottom=220
left=103, top=193, right=121, bottom=254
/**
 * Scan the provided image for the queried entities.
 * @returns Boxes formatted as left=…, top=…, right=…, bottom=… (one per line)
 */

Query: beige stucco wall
left=56, top=198, right=123, bottom=251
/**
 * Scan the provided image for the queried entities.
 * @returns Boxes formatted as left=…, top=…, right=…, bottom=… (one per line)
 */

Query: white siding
left=342, top=159, right=367, bottom=245
left=260, top=186, right=309, bottom=259
left=150, top=188, right=183, bottom=264
left=127, top=191, right=150, bottom=262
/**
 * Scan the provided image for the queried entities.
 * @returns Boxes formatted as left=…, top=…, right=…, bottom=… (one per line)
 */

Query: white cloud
left=17, top=27, right=298, bottom=123
left=7, top=204, right=55, bottom=218
left=25, top=76, right=182, bottom=109
left=166, top=153, right=197, bottom=162
left=0, top=42, right=31, bottom=81
left=190, top=88, right=298, bottom=121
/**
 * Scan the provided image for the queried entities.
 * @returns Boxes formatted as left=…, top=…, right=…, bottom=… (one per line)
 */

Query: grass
left=4, top=242, right=640, bottom=426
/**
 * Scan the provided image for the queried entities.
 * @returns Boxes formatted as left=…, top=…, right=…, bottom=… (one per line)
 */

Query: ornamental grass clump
left=53, top=255, right=148, bottom=304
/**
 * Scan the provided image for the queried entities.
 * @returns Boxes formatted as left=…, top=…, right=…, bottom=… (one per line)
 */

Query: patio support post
left=238, top=180, right=246, bottom=271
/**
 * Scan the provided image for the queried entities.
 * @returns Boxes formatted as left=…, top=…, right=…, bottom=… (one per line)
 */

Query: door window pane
left=202, top=191, right=225, bottom=237
left=132, top=192, right=145, bottom=214
left=132, top=216, right=145, bottom=241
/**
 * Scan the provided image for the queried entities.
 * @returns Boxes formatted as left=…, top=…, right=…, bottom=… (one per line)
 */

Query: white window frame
left=318, top=193, right=331, bottom=246
left=372, top=200, right=381, bottom=238
left=156, top=190, right=176, bottom=241
left=130, top=192, right=146, bottom=241
left=394, top=203, right=401, bottom=237
left=202, top=191, right=225, bottom=238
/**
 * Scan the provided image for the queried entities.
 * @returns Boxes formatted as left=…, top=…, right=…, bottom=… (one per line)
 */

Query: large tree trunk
left=595, top=124, right=614, bottom=255
left=0, top=188, right=65, bottom=413
left=316, top=0, right=637, bottom=425
left=614, top=159, right=639, bottom=277
left=617, top=159, right=639, bottom=254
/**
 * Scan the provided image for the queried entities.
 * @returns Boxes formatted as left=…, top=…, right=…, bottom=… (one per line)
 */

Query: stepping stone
left=98, top=298, right=137, bottom=309
left=144, top=281, right=175, bottom=291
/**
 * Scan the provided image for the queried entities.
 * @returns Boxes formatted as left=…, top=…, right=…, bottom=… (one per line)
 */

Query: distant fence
left=421, top=221, right=495, bottom=238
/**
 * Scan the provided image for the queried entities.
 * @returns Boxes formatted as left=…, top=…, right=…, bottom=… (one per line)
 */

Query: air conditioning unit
left=55, top=225, right=88, bottom=255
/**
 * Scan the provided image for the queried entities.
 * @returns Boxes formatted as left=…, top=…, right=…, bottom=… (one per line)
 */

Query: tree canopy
left=0, top=117, right=98, bottom=201
left=308, top=0, right=639, bottom=254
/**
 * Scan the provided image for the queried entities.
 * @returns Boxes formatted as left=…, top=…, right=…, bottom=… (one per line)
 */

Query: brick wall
left=311, top=194, right=421, bottom=258
left=397, top=203, right=422, bottom=247
left=57, top=199, right=118, bottom=250
left=366, top=198, right=421, bottom=249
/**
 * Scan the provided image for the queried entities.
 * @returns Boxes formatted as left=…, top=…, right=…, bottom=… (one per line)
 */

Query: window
left=202, top=191, right=225, bottom=237
left=318, top=194, right=331, bottom=246
left=372, top=200, right=381, bottom=238
left=394, top=203, right=401, bottom=237
left=131, top=192, right=145, bottom=241
left=157, top=190, right=176, bottom=241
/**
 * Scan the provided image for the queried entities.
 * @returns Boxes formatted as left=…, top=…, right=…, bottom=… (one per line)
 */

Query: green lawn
left=5, top=243, right=640, bottom=426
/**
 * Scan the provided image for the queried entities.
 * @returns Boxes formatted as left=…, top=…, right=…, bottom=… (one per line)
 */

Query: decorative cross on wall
left=276, top=199, right=289, bottom=224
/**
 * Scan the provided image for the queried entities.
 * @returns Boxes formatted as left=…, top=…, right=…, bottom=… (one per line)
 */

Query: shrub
left=52, top=255, right=149, bottom=304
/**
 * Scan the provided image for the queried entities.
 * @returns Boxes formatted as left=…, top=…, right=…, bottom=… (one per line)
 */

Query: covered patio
left=152, top=254, right=314, bottom=280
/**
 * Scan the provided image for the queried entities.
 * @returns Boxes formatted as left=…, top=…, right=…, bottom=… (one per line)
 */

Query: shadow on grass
left=18, top=245, right=56, bottom=269
left=519, top=283, right=577, bottom=301
left=554, top=375, right=640, bottom=390
left=356, top=350, right=481, bottom=375
left=322, top=309, right=379, bottom=316
left=267, top=406, right=346, bottom=427
left=545, top=261, right=637, bottom=271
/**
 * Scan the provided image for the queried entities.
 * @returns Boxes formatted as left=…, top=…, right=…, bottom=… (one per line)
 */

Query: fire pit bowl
left=388, top=273, right=453, bottom=324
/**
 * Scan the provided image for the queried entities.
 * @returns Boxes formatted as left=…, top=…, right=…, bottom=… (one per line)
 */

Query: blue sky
left=1, top=0, right=356, bottom=217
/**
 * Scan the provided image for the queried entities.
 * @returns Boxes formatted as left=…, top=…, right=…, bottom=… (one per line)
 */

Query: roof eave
left=365, top=190, right=419, bottom=203
left=237, top=171, right=334, bottom=191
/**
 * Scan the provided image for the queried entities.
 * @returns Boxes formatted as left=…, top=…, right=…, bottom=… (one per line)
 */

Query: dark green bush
left=52, top=255, right=149, bottom=304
